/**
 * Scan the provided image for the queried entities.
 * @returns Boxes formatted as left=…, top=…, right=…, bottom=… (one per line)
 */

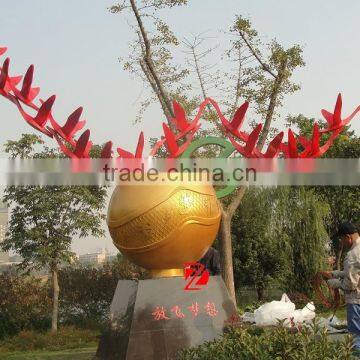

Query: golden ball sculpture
left=107, top=178, right=221, bottom=278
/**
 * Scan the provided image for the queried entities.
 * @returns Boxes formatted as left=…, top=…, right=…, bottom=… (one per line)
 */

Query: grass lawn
left=0, top=308, right=348, bottom=360
left=0, top=347, right=97, bottom=360
left=0, top=327, right=99, bottom=360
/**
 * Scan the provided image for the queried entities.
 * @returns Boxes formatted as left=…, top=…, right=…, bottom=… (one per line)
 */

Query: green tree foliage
left=287, top=114, right=360, bottom=263
left=232, top=187, right=330, bottom=298
left=319, top=132, right=360, bottom=255
left=280, top=187, right=330, bottom=294
left=232, top=188, right=290, bottom=300
left=320, top=136, right=360, bottom=259
left=226, top=16, right=305, bottom=123
left=1, top=134, right=107, bottom=333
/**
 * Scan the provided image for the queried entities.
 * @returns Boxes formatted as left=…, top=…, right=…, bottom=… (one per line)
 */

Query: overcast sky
left=1, top=0, right=359, bottom=254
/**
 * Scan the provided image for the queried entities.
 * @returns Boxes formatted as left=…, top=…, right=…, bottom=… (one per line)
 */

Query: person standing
left=199, top=247, right=221, bottom=276
left=327, top=222, right=360, bottom=355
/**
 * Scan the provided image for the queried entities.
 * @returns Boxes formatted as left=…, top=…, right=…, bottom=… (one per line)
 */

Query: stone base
left=96, top=276, right=236, bottom=360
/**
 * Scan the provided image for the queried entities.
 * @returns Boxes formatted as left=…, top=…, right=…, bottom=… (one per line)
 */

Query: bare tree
left=183, top=34, right=219, bottom=103
left=110, top=0, right=194, bottom=125
left=110, top=2, right=305, bottom=304
left=179, top=17, right=305, bottom=303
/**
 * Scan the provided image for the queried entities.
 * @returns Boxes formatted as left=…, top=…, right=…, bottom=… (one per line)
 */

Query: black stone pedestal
left=96, top=276, right=236, bottom=360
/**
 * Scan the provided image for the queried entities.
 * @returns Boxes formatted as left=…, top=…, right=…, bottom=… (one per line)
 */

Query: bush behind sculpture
left=0, top=273, right=51, bottom=339
left=0, top=258, right=147, bottom=338
left=58, top=259, right=147, bottom=328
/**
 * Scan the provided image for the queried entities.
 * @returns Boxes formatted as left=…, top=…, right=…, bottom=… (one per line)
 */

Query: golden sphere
left=107, top=180, right=221, bottom=277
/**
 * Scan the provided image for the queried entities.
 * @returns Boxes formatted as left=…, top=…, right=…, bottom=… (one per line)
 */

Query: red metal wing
left=135, top=132, right=144, bottom=158
left=62, top=107, right=86, bottom=138
left=101, top=141, right=113, bottom=159
left=17, top=65, right=40, bottom=104
left=54, top=129, right=92, bottom=159
left=117, top=132, right=144, bottom=159
left=264, top=131, right=284, bottom=158
left=210, top=99, right=249, bottom=142
left=230, top=101, right=249, bottom=131
left=74, top=130, right=92, bottom=158
left=163, top=123, right=178, bottom=157
left=171, top=101, right=189, bottom=132
left=117, top=148, right=135, bottom=158
left=1, top=45, right=359, bottom=164
left=307, top=123, right=320, bottom=157
left=34, top=95, right=56, bottom=128
left=243, top=124, right=262, bottom=157
left=0, top=58, right=10, bottom=93
left=49, top=107, right=86, bottom=145
left=287, top=129, right=299, bottom=158
left=321, top=94, right=360, bottom=133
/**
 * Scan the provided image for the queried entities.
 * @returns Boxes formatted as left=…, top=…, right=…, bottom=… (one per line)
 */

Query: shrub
left=0, top=258, right=147, bottom=339
left=58, top=265, right=118, bottom=328
left=0, top=273, right=51, bottom=339
left=58, top=258, right=147, bottom=328
left=179, top=323, right=354, bottom=360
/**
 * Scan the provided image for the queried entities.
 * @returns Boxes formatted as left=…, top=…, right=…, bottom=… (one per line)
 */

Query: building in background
left=78, top=248, right=116, bottom=266
left=0, top=202, right=9, bottom=264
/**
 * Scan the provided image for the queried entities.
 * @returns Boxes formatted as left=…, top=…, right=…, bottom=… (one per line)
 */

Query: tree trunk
left=51, top=265, right=60, bottom=334
left=336, top=241, right=344, bottom=271
left=219, top=213, right=236, bottom=304
left=256, top=286, right=265, bottom=301
left=219, top=186, right=247, bottom=306
left=258, top=57, right=288, bottom=149
left=218, top=59, right=288, bottom=307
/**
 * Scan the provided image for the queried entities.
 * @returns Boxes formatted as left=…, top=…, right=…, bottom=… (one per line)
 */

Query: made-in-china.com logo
left=183, top=262, right=210, bottom=291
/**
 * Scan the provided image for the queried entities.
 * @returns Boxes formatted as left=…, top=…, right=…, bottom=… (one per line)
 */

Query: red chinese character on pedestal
left=152, top=306, right=170, bottom=321
left=171, top=305, right=185, bottom=319
left=188, top=302, right=200, bottom=318
left=205, top=302, right=218, bottom=317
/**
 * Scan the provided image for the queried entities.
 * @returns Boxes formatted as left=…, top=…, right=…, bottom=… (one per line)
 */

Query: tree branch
left=231, top=46, right=243, bottom=118
left=129, top=0, right=174, bottom=121
left=257, top=57, right=288, bottom=150
left=139, top=59, right=170, bottom=121
left=238, top=30, right=277, bottom=79
left=183, top=36, right=214, bottom=105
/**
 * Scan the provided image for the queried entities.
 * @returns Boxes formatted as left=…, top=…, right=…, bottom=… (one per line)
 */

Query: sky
left=0, top=0, right=359, bottom=254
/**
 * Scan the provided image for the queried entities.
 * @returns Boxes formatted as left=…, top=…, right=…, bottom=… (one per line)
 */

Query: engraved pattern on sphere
left=110, top=190, right=219, bottom=249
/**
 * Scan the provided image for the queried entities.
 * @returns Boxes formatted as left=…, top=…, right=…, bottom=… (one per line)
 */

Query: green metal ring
left=181, top=137, right=236, bottom=199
